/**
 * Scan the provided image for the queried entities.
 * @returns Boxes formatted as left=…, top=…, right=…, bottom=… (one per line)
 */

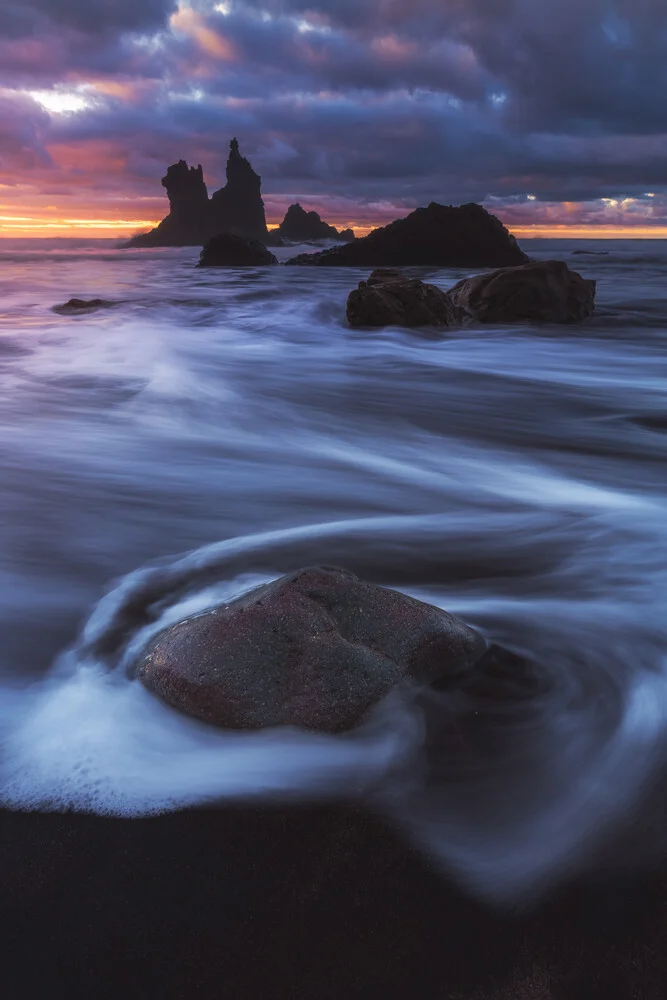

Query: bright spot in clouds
left=28, top=89, right=91, bottom=114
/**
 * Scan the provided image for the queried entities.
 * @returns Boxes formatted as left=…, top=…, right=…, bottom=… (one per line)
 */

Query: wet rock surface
left=287, top=202, right=528, bottom=268
left=137, top=566, right=486, bottom=733
left=449, top=259, right=596, bottom=324
left=346, top=268, right=461, bottom=329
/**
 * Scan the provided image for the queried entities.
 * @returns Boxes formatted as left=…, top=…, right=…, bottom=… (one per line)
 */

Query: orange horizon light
left=1, top=214, right=667, bottom=240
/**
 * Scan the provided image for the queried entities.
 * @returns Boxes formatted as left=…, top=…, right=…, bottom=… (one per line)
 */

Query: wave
left=1, top=505, right=666, bottom=903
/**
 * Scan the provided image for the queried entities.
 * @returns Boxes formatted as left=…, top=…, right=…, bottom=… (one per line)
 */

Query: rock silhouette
left=276, top=203, right=355, bottom=243
left=287, top=202, right=528, bottom=268
left=136, top=566, right=486, bottom=734
left=198, top=234, right=278, bottom=267
left=347, top=269, right=460, bottom=329
left=449, top=259, right=596, bottom=324
left=129, top=139, right=269, bottom=248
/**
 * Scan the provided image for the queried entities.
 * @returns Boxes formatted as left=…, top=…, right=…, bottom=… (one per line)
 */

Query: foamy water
left=0, top=236, right=666, bottom=900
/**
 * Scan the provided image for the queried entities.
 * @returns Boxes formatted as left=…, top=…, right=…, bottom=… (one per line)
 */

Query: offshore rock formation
left=449, top=260, right=596, bottom=324
left=287, top=202, right=528, bottom=268
left=276, top=203, right=355, bottom=243
left=137, top=566, right=486, bottom=734
left=129, top=139, right=269, bottom=248
left=198, top=234, right=278, bottom=267
left=347, top=269, right=460, bottom=329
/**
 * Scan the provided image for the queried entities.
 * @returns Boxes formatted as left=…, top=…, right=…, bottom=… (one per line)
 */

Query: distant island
left=128, top=139, right=354, bottom=248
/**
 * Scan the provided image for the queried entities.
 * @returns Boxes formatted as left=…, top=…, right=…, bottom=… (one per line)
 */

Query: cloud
left=1, top=0, right=178, bottom=36
left=2, top=0, right=667, bottom=234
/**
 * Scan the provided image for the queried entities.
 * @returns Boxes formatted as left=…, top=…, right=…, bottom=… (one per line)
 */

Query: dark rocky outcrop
left=208, top=138, right=268, bottom=242
left=198, top=234, right=278, bottom=267
left=137, top=565, right=486, bottom=733
left=347, top=268, right=460, bottom=329
left=287, top=202, right=528, bottom=268
left=129, top=139, right=269, bottom=248
left=448, top=259, right=596, bottom=324
left=52, top=298, right=115, bottom=315
left=276, top=203, right=356, bottom=243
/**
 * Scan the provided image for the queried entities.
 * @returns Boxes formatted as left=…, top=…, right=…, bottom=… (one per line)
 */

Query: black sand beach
left=3, top=804, right=667, bottom=1000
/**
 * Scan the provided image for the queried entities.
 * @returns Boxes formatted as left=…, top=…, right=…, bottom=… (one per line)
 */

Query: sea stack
left=129, top=139, right=269, bottom=247
left=209, top=138, right=269, bottom=242
left=287, top=202, right=529, bottom=268
left=276, top=203, right=355, bottom=243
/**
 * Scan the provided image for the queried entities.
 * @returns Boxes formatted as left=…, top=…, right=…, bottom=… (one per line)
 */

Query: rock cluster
left=287, top=202, right=529, bottom=268
left=346, top=261, right=596, bottom=329
left=137, top=566, right=486, bottom=733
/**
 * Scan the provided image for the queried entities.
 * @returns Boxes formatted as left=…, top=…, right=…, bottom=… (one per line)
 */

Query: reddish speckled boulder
left=137, top=566, right=486, bottom=733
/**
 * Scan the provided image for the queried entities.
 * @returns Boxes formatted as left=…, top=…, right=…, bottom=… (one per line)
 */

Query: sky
left=1, top=0, right=667, bottom=237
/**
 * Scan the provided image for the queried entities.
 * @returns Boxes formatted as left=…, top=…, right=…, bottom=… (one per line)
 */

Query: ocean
left=0, top=236, right=666, bottom=903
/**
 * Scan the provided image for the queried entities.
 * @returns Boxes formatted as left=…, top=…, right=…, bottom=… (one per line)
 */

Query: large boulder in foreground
left=198, top=233, right=278, bottom=267
left=137, top=566, right=486, bottom=733
left=347, top=269, right=460, bottom=329
left=286, top=202, right=528, bottom=268
left=449, top=259, right=596, bottom=324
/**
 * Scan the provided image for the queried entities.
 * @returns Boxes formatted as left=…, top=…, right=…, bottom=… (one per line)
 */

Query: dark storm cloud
left=1, top=0, right=177, bottom=36
left=2, top=0, right=667, bottom=230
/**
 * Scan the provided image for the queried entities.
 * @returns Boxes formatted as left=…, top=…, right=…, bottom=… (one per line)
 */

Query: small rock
left=347, top=269, right=461, bottom=329
left=52, top=298, right=114, bottom=315
left=198, top=233, right=278, bottom=267
left=448, top=259, right=596, bottom=324
left=137, top=566, right=486, bottom=733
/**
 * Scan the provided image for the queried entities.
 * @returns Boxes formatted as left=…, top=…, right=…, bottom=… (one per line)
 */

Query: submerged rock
left=198, top=234, right=278, bottom=267
left=137, top=566, right=486, bottom=733
left=128, top=138, right=270, bottom=248
left=347, top=269, right=460, bottom=329
left=276, top=203, right=355, bottom=243
left=287, top=202, right=528, bottom=268
left=52, top=298, right=115, bottom=315
left=448, top=260, right=596, bottom=324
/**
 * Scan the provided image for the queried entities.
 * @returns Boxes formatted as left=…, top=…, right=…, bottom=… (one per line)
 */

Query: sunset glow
left=1, top=1, right=666, bottom=239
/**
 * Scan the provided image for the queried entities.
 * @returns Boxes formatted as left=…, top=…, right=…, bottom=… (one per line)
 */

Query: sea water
left=0, top=237, right=665, bottom=900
